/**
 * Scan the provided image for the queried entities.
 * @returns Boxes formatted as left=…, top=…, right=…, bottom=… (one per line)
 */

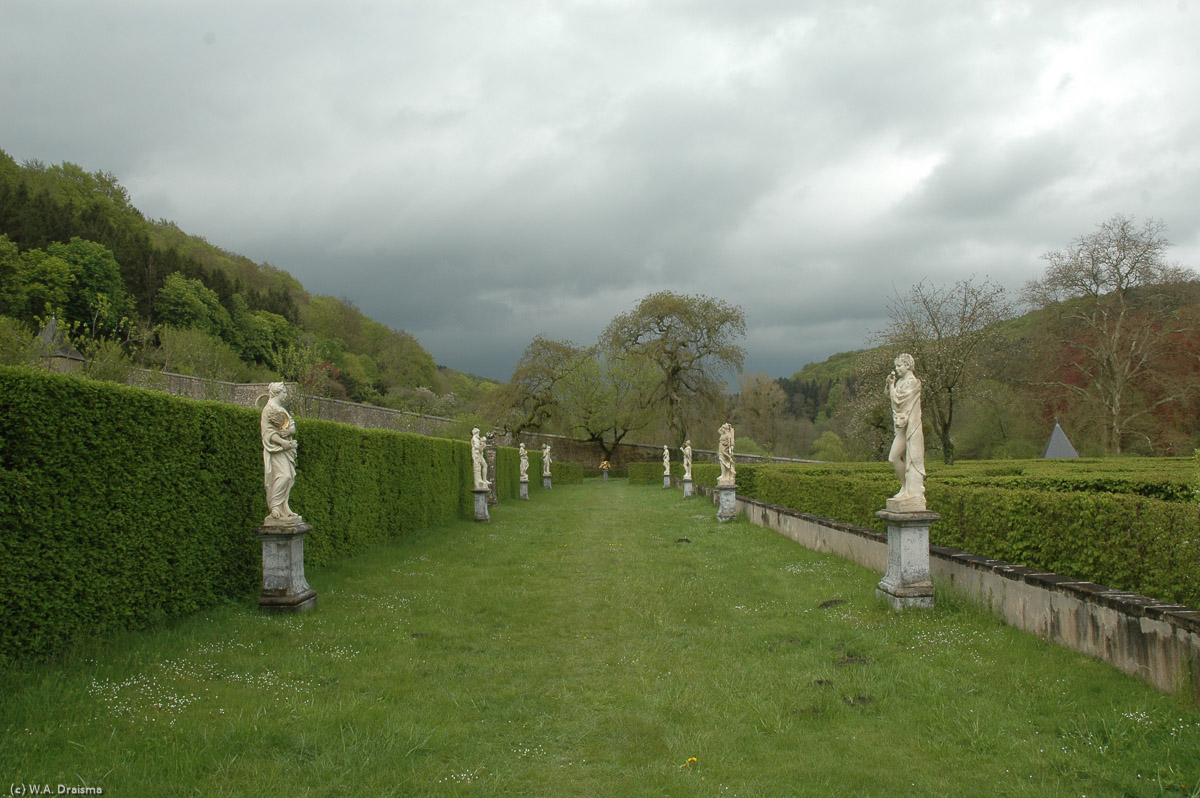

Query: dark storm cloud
left=3, top=1, right=1199, bottom=380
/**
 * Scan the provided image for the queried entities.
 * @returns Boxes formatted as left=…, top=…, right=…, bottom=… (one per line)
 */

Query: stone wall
left=717, top=489, right=1200, bottom=701
left=126, top=370, right=457, bottom=437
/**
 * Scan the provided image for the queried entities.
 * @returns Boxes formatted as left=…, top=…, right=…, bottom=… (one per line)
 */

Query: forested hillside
left=0, top=149, right=495, bottom=412
left=770, top=277, right=1200, bottom=461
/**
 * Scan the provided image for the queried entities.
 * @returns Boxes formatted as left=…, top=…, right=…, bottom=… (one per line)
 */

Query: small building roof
left=1042, top=420, right=1080, bottom=459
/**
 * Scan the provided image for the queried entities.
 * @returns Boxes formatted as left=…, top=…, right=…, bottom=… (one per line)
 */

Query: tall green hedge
left=627, top=463, right=664, bottom=485
left=747, top=464, right=1200, bottom=608
left=550, top=461, right=584, bottom=485
left=0, top=366, right=529, bottom=664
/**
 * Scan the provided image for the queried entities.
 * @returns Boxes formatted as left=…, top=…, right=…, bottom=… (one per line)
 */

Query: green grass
left=3, top=481, right=1199, bottom=797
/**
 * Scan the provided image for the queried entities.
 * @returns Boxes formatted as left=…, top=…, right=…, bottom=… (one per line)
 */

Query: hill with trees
left=0, top=149, right=496, bottom=413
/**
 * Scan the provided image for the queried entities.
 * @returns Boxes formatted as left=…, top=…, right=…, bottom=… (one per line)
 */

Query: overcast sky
left=4, top=1, right=1199, bottom=380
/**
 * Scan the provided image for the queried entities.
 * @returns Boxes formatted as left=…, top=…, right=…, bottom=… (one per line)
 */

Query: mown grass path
left=3, top=480, right=1199, bottom=797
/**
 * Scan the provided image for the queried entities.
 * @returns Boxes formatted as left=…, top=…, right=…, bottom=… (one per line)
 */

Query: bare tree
left=735, top=372, right=788, bottom=454
left=879, top=276, right=1012, bottom=464
left=1022, top=214, right=1197, bottom=454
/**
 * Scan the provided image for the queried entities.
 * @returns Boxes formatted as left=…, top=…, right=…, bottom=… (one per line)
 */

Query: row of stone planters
left=469, top=431, right=554, bottom=522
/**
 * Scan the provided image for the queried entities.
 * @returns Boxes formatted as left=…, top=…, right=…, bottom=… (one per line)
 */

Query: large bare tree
left=879, top=276, right=1012, bottom=464
left=1022, top=214, right=1197, bottom=454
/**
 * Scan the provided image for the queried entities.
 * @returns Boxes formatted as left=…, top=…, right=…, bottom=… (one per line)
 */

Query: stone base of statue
left=519, top=479, right=529, bottom=500
left=663, top=475, right=671, bottom=489
left=874, top=509, right=939, bottom=611
left=603, top=471, right=609, bottom=481
left=682, top=478, right=693, bottom=498
left=543, top=476, right=552, bottom=490
left=716, top=484, right=737, bottom=523
left=886, top=494, right=927, bottom=513
left=473, top=489, right=491, bottom=522
left=254, top=522, right=317, bottom=613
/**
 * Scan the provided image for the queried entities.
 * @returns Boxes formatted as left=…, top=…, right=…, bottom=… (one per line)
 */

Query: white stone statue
left=717, top=423, right=736, bottom=486
left=682, top=440, right=693, bottom=481
left=886, top=353, right=926, bottom=511
left=261, top=382, right=301, bottom=525
left=662, top=445, right=670, bottom=475
left=470, top=427, right=490, bottom=490
left=519, top=443, right=529, bottom=481
left=542, top=444, right=552, bottom=477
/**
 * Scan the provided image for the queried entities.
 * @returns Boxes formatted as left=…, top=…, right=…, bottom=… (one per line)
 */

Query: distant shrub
left=627, top=463, right=662, bottom=485
left=551, top=461, right=584, bottom=485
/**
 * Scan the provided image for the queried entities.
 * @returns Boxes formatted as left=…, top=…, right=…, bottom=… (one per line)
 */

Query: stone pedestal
left=875, top=509, right=940, bottom=611
left=603, top=471, right=609, bottom=481
left=473, top=489, right=491, bottom=522
left=254, top=523, right=317, bottom=613
left=682, top=478, right=693, bottom=498
left=716, top=484, right=738, bottom=523
left=519, top=479, right=529, bottom=500
left=543, top=476, right=552, bottom=490
left=663, top=475, right=671, bottom=489
left=485, top=446, right=499, bottom=507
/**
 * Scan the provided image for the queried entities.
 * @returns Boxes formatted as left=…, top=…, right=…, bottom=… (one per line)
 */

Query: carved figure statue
left=663, top=445, right=670, bottom=475
left=682, top=440, right=693, bottom=481
left=886, top=353, right=926, bottom=510
left=542, top=444, right=552, bottom=476
left=471, top=427, right=490, bottom=490
left=519, top=443, right=529, bottom=481
left=717, top=423, right=736, bottom=486
left=261, top=382, right=301, bottom=525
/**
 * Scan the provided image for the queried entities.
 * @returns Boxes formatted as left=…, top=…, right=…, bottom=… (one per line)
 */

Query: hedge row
left=550, top=461, right=584, bottom=485
left=0, top=366, right=540, bottom=664
left=747, top=466, right=1200, bottom=608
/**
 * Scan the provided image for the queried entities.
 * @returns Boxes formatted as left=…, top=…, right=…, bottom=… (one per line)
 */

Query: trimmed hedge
left=550, top=461, right=584, bottom=485
left=627, top=463, right=665, bottom=485
left=0, top=366, right=529, bottom=664
left=747, top=464, right=1200, bottom=608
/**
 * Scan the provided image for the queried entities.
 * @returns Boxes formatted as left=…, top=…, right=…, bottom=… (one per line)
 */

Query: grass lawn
left=2, top=480, right=1199, bottom=797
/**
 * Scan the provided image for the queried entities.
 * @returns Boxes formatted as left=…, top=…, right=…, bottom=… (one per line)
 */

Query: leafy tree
left=154, top=272, right=234, bottom=341
left=47, top=237, right=131, bottom=336
left=602, top=291, right=746, bottom=445
left=878, top=276, right=1012, bottom=464
left=556, top=344, right=659, bottom=460
left=811, top=430, right=849, bottom=462
left=1022, top=214, right=1198, bottom=454
left=14, top=249, right=72, bottom=322
left=151, top=325, right=253, bottom=382
left=231, top=294, right=296, bottom=368
left=735, top=372, right=788, bottom=454
left=0, top=234, right=21, bottom=316
left=0, top=314, right=37, bottom=366
left=488, top=335, right=585, bottom=433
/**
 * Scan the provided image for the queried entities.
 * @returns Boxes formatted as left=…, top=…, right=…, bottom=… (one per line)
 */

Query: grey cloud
left=3, top=1, right=1199, bottom=380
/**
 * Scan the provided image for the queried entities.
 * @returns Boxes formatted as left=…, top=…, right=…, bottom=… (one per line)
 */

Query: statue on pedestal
left=662, top=445, right=670, bottom=475
left=542, top=444, right=552, bottom=477
left=471, top=427, right=490, bottom=490
left=885, top=353, right=926, bottom=511
left=717, top=423, right=736, bottom=486
left=519, top=443, right=529, bottom=481
left=261, top=382, right=302, bottom=526
left=682, top=440, right=693, bottom=481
